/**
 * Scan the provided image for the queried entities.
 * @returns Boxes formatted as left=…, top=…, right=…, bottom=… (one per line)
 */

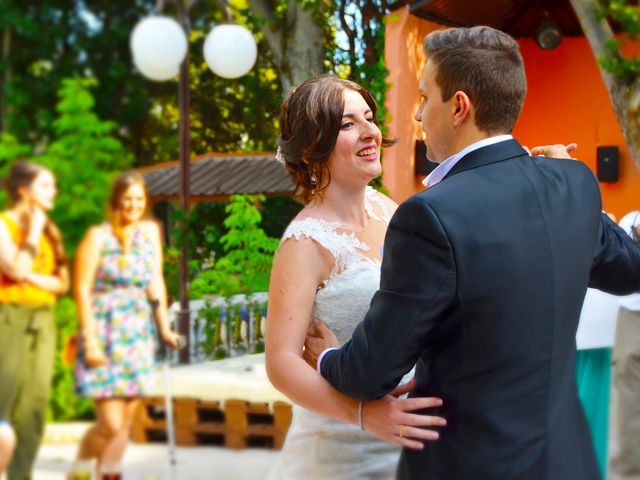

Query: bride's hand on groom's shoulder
left=362, top=380, right=446, bottom=450
left=526, top=143, right=578, bottom=159
left=303, top=319, right=339, bottom=369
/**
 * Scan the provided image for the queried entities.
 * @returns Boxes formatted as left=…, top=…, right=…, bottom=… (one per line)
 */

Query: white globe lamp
left=203, top=24, right=257, bottom=79
left=131, top=16, right=187, bottom=81
left=133, top=55, right=181, bottom=81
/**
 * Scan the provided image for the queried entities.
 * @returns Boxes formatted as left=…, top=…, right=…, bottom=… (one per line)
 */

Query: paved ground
left=32, top=423, right=278, bottom=480
left=28, top=382, right=621, bottom=480
left=34, top=443, right=277, bottom=479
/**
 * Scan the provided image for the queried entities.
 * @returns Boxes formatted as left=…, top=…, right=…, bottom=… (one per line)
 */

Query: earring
left=310, top=172, right=318, bottom=185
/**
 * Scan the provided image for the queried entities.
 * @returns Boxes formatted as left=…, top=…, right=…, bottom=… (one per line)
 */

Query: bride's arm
left=266, top=237, right=358, bottom=423
left=266, top=237, right=445, bottom=449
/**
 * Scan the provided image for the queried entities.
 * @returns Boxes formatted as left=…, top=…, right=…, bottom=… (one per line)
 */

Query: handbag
left=63, top=333, right=78, bottom=367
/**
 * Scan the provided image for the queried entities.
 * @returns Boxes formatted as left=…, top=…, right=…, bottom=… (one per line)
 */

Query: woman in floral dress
left=72, top=172, right=180, bottom=475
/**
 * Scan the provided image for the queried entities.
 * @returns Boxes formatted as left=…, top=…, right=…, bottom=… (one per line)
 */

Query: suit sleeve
left=320, top=197, right=457, bottom=399
left=589, top=212, right=640, bottom=295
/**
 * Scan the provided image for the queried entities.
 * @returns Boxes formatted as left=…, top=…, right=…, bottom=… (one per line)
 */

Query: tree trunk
left=247, top=0, right=325, bottom=95
left=569, top=0, right=640, bottom=169
left=1, top=27, right=12, bottom=132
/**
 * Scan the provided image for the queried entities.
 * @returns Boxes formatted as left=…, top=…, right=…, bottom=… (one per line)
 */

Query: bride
left=265, top=75, right=445, bottom=479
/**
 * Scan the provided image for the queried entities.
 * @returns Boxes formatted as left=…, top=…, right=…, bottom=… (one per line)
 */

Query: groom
left=305, top=26, right=640, bottom=479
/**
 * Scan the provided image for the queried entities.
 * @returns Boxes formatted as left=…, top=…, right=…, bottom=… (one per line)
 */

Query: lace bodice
left=270, top=187, right=403, bottom=479
left=281, top=187, right=391, bottom=344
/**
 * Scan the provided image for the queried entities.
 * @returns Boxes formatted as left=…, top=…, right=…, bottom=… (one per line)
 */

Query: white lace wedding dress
left=268, top=187, right=402, bottom=480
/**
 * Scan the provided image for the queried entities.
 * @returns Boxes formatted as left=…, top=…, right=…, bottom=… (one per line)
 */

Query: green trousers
left=0, top=303, right=56, bottom=480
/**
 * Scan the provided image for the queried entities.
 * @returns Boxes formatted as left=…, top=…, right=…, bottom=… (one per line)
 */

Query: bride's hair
left=277, top=75, right=397, bottom=204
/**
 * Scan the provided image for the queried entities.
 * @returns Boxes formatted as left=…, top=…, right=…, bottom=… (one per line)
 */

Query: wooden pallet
left=130, top=397, right=169, bottom=444
left=224, top=400, right=292, bottom=449
left=130, top=397, right=292, bottom=449
left=174, top=398, right=227, bottom=447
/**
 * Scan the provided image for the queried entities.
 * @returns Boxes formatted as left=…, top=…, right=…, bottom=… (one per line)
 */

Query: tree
left=0, top=0, right=283, bottom=165
left=1, top=1, right=396, bottom=170
left=190, top=194, right=279, bottom=298
left=244, top=0, right=327, bottom=95
left=37, top=77, right=132, bottom=252
left=570, top=0, right=640, bottom=168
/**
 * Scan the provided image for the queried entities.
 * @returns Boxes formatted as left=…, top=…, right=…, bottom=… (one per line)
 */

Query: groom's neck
left=450, top=127, right=509, bottom=158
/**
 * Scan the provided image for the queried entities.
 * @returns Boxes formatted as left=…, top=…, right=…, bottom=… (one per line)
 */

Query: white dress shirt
left=618, top=211, right=640, bottom=311
left=422, top=134, right=513, bottom=188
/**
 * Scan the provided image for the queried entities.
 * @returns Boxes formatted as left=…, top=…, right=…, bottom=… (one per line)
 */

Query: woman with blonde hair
left=0, top=160, right=69, bottom=479
left=72, top=172, right=180, bottom=475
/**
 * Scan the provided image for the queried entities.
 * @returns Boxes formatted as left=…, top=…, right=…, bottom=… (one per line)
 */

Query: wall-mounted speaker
left=597, top=146, right=619, bottom=182
left=415, top=140, right=437, bottom=176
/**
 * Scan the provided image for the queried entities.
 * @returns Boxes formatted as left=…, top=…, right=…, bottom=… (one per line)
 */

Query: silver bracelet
left=358, top=400, right=365, bottom=431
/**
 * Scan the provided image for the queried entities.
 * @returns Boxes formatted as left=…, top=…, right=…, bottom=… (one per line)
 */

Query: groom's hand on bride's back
left=303, top=321, right=447, bottom=450
left=303, top=319, right=339, bottom=369
left=363, top=381, right=446, bottom=450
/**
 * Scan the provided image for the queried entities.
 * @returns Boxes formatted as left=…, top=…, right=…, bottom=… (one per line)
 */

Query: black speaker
left=415, top=140, right=437, bottom=176
left=597, top=146, right=619, bottom=182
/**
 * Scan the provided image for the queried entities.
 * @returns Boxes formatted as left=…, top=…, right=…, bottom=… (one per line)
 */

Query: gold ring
left=399, top=425, right=406, bottom=438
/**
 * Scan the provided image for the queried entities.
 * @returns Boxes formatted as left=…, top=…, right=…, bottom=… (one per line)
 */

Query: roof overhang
left=136, top=152, right=295, bottom=202
left=406, top=0, right=583, bottom=37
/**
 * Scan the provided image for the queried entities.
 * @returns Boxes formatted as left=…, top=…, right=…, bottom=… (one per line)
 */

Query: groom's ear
left=452, top=90, right=471, bottom=126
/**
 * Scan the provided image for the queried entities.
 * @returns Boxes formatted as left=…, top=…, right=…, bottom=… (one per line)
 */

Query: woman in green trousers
left=0, top=161, right=69, bottom=480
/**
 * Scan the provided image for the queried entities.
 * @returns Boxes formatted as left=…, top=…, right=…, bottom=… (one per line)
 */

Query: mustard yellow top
left=0, top=212, right=57, bottom=306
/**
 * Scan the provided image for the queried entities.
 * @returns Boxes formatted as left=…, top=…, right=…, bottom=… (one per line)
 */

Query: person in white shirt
left=609, top=210, right=640, bottom=480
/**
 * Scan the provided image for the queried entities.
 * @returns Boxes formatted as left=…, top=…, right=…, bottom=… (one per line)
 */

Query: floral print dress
left=75, top=224, right=156, bottom=398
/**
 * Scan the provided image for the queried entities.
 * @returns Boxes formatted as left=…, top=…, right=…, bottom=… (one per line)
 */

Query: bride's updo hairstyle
left=277, top=75, right=397, bottom=204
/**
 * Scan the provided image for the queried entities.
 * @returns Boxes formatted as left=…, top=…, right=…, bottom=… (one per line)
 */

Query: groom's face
left=415, top=60, right=455, bottom=164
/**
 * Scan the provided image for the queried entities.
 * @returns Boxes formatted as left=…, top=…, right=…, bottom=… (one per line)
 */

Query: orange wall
left=384, top=7, right=640, bottom=219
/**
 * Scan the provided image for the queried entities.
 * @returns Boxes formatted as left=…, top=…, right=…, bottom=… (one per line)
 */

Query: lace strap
left=282, top=218, right=369, bottom=256
left=281, top=218, right=372, bottom=278
left=364, top=186, right=392, bottom=224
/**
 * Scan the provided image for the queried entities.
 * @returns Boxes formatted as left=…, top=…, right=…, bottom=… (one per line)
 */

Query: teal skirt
left=576, top=347, right=612, bottom=479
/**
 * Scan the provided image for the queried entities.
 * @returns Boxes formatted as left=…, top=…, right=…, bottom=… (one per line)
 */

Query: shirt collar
left=422, top=134, right=513, bottom=187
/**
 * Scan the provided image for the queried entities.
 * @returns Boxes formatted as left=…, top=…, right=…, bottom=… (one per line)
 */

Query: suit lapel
left=442, top=139, right=529, bottom=182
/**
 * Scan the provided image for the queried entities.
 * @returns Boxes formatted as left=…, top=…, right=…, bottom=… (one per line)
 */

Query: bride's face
left=327, top=89, right=382, bottom=185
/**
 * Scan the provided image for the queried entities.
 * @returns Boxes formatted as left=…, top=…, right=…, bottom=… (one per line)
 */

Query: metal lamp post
left=131, top=0, right=257, bottom=363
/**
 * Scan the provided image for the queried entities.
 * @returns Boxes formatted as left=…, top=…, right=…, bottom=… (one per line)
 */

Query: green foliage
left=598, top=1, right=640, bottom=78
left=36, top=77, right=132, bottom=252
left=163, top=196, right=299, bottom=302
left=1, top=1, right=281, bottom=166
left=48, top=297, right=94, bottom=421
left=196, top=301, right=229, bottom=359
left=605, top=0, right=640, bottom=36
left=190, top=194, right=279, bottom=298
left=327, top=1, right=393, bottom=191
left=197, top=294, right=268, bottom=360
left=260, top=195, right=304, bottom=239
left=599, top=40, right=640, bottom=77
left=162, top=246, right=183, bottom=305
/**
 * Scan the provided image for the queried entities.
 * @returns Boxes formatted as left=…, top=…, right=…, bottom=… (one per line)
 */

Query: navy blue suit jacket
left=320, top=139, right=640, bottom=479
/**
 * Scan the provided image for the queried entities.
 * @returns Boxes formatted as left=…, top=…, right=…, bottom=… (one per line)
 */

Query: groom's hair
left=424, top=26, right=526, bottom=134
